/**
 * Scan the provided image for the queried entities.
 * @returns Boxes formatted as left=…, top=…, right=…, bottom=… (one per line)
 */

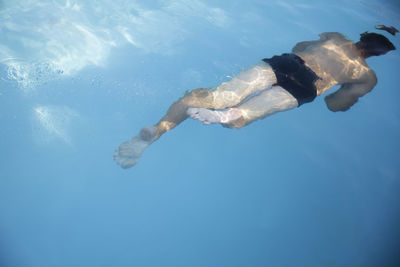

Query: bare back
left=292, top=32, right=373, bottom=95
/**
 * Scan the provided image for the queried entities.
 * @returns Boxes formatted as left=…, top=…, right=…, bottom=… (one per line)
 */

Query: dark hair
left=357, top=32, right=396, bottom=57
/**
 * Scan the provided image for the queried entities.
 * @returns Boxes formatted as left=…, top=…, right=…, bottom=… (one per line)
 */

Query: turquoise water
left=1, top=0, right=399, bottom=266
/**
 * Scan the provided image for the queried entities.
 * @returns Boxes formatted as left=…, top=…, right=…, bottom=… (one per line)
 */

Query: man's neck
left=355, top=42, right=371, bottom=59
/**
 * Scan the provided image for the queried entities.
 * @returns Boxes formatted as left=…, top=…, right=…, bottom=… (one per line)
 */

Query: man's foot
left=114, top=126, right=157, bottom=168
left=187, top=107, right=242, bottom=125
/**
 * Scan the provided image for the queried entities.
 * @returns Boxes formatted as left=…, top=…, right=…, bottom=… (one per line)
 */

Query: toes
left=187, top=108, right=204, bottom=121
left=192, top=113, right=203, bottom=121
left=115, top=141, right=135, bottom=157
left=187, top=107, right=200, bottom=117
left=114, top=137, right=149, bottom=168
left=188, top=107, right=221, bottom=124
left=114, top=149, right=139, bottom=168
left=119, top=157, right=138, bottom=168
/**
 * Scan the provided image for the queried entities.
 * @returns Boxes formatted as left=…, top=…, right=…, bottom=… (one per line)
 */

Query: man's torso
left=292, top=32, right=372, bottom=95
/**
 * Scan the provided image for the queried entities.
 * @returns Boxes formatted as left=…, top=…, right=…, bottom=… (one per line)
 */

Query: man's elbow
left=363, top=71, right=378, bottom=94
left=370, top=72, right=378, bottom=88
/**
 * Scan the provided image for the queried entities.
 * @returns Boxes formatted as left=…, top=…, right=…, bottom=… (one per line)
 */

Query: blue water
left=1, top=0, right=400, bottom=266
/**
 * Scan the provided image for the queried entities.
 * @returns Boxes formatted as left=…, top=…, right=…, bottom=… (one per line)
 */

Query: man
left=114, top=29, right=396, bottom=168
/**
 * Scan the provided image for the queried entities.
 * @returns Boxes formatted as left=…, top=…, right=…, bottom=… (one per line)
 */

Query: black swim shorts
left=263, top=53, right=320, bottom=106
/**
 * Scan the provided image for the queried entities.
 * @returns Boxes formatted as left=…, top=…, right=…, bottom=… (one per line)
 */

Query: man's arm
left=324, top=70, right=377, bottom=112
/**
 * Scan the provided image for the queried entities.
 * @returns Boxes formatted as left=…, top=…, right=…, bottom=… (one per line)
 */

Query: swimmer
left=114, top=29, right=396, bottom=168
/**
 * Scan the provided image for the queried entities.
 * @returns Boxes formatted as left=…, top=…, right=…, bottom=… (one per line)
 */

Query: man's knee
left=182, top=88, right=215, bottom=108
left=184, top=87, right=246, bottom=110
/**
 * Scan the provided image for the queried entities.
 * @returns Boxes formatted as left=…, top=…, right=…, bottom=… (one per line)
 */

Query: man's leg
left=114, top=61, right=276, bottom=168
left=154, top=61, right=277, bottom=138
left=188, top=86, right=298, bottom=128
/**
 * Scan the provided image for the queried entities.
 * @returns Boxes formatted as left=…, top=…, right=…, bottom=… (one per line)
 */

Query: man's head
left=355, top=32, right=396, bottom=58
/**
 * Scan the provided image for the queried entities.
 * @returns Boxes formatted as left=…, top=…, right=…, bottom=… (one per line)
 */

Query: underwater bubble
left=32, top=105, right=79, bottom=145
left=6, top=60, right=64, bottom=91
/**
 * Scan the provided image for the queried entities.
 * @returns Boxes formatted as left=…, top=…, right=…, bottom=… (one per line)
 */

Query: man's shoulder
left=292, top=32, right=351, bottom=53
left=318, top=32, right=349, bottom=41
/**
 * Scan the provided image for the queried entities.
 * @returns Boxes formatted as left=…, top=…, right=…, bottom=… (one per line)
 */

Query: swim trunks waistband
left=262, top=53, right=320, bottom=106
